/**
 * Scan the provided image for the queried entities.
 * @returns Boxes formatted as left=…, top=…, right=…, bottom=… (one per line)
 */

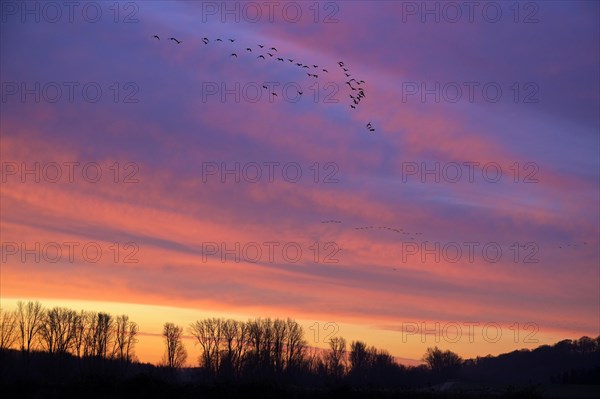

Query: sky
left=1, top=1, right=599, bottom=366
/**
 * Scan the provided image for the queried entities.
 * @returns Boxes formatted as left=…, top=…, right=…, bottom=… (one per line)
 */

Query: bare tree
left=39, top=307, right=77, bottom=354
left=71, top=310, right=90, bottom=358
left=163, top=322, right=187, bottom=369
left=285, top=318, right=306, bottom=371
left=81, top=312, right=113, bottom=358
left=221, top=319, right=246, bottom=376
left=272, top=318, right=287, bottom=373
left=112, top=314, right=138, bottom=362
left=189, top=318, right=220, bottom=373
left=349, top=340, right=371, bottom=373
left=326, top=336, right=346, bottom=378
left=0, top=308, right=18, bottom=351
left=95, top=312, right=113, bottom=358
left=16, top=301, right=44, bottom=353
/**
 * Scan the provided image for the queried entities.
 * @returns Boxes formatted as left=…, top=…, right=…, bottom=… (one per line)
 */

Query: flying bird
left=322, top=69, right=328, bottom=72
left=230, top=53, right=237, bottom=57
left=270, top=47, right=277, bottom=51
left=152, top=35, right=160, bottom=40
left=246, top=47, right=252, bottom=51
left=258, top=44, right=264, bottom=48
left=169, top=37, right=182, bottom=44
left=277, top=57, right=284, bottom=61
left=296, top=63, right=302, bottom=66
left=288, top=59, right=294, bottom=62
left=338, top=61, right=345, bottom=66
left=272, top=92, right=278, bottom=96
left=262, top=85, right=268, bottom=89
left=313, top=65, right=318, bottom=68
left=343, top=68, right=349, bottom=72
left=345, top=73, right=351, bottom=77
left=258, top=55, right=265, bottom=59
left=350, top=105, right=356, bottom=109
left=267, top=53, right=274, bottom=57
left=229, top=39, right=235, bottom=42
left=298, top=90, right=303, bottom=95
left=216, top=38, right=223, bottom=42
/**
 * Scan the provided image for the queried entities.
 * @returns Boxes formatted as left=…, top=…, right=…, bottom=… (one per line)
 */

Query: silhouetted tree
left=39, top=307, right=77, bottom=354
left=423, top=346, right=462, bottom=378
left=112, top=314, right=138, bottom=362
left=0, top=308, right=18, bottom=351
left=163, top=322, right=187, bottom=369
left=189, top=318, right=221, bottom=374
left=326, top=336, right=346, bottom=379
left=16, top=301, right=44, bottom=353
left=285, top=318, right=306, bottom=372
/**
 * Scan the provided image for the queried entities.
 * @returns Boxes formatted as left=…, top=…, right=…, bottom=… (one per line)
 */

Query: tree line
left=2, top=300, right=599, bottom=392
left=0, top=301, right=138, bottom=362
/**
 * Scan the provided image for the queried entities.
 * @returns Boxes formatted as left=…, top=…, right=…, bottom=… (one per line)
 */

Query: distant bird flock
left=153, top=34, right=375, bottom=133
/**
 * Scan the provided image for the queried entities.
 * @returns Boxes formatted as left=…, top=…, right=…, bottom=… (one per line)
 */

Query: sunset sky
left=1, top=1, right=598, bottom=366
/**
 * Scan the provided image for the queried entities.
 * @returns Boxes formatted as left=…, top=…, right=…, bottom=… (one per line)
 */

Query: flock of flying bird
left=320, top=220, right=590, bottom=253
left=321, top=220, right=425, bottom=241
left=152, top=34, right=375, bottom=133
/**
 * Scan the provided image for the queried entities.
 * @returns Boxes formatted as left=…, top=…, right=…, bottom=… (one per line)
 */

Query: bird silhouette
left=350, top=105, right=356, bottom=109
left=257, top=55, right=265, bottom=59
left=267, top=53, right=274, bottom=57
left=288, top=59, right=294, bottom=62
left=169, top=37, right=182, bottom=44
left=216, top=38, right=223, bottom=42
left=296, top=63, right=302, bottom=66
left=229, top=39, right=235, bottom=42
left=270, top=47, right=277, bottom=51
left=246, top=47, right=252, bottom=51
left=258, top=44, right=264, bottom=48
left=153, top=35, right=160, bottom=40
left=302, top=65, right=309, bottom=68
left=272, top=92, right=278, bottom=96
left=322, top=69, right=328, bottom=73
left=230, top=53, right=237, bottom=57
left=262, top=85, right=268, bottom=89
left=338, top=61, right=345, bottom=66
left=343, top=68, right=349, bottom=72
left=202, top=38, right=209, bottom=44
left=298, top=90, right=303, bottom=95
left=313, top=65, right=318, bottom=68
left=277, top=57, right=284, bottom=61
left=345, top=73, right=351, bottom=77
